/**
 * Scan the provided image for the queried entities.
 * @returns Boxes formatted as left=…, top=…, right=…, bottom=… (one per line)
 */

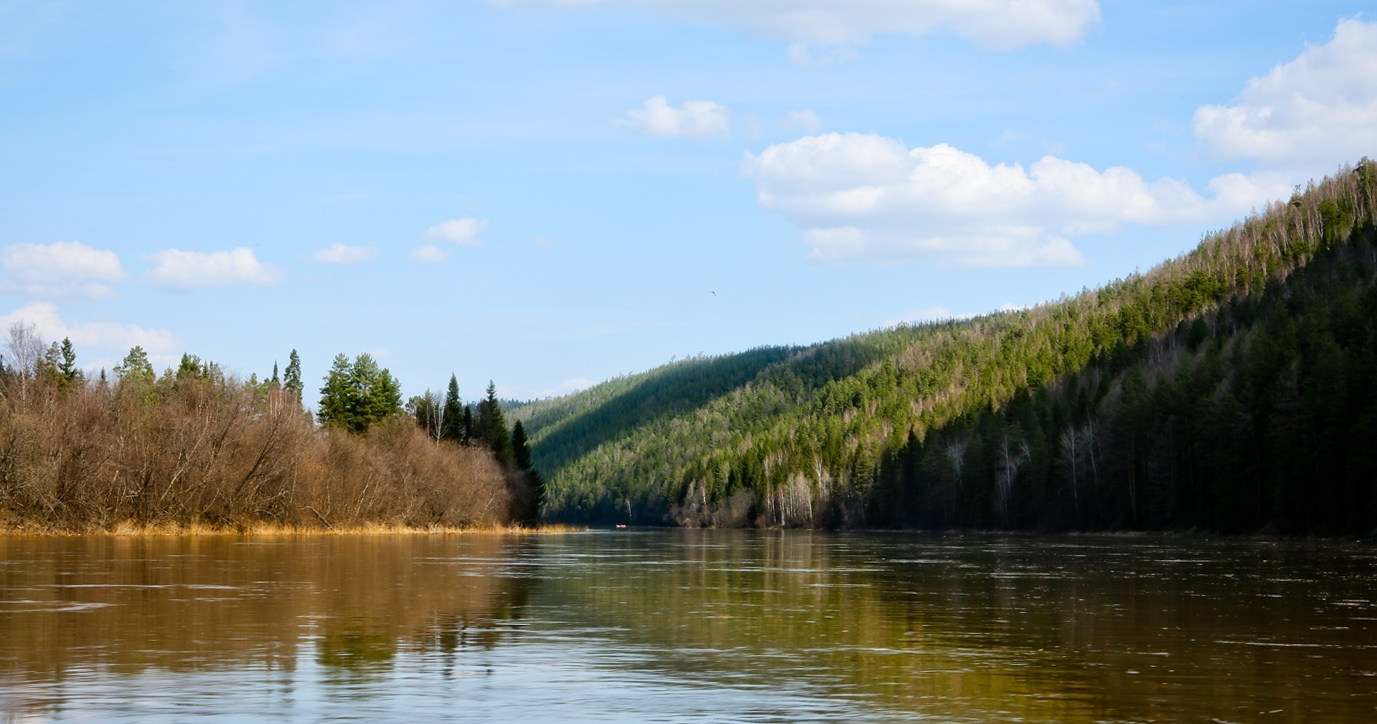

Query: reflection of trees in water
left=0, top=535, right=537, bottom=687
left=537, top=532, right=1377, bottom=723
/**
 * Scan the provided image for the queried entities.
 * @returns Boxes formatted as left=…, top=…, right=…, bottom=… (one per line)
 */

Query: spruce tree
left=512, top=420, right=533, bottom=470
left=283, top=349, right=303, bottom=401
left=442, top=374, right=464, bottom=442
left=478, top=381, right=512, bottom=465
left=57, top=338, right=83, bottom=390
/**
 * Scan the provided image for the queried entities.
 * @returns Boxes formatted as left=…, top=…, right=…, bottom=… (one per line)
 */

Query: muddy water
left=1, top=532, right=1374, bottom=722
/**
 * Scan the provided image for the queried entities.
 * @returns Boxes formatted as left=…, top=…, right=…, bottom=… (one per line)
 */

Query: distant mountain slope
left=513, top=160, right=1377, bottom=534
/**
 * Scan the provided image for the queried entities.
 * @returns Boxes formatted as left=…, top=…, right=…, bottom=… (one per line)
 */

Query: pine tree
left=317, top=354, right=354, bottom=430
left=317, top=353, right=402, bottom=434
left=270, top=362, right=280, bottom=388
left=115, top=346, right=155, bottom=383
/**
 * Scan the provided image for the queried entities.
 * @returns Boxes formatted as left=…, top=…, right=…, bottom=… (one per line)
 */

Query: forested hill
left=513, top=160, right=1377, bottom=535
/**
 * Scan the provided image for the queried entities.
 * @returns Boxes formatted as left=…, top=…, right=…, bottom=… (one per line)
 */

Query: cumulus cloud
left=408, top=244, right=449, bottom=263
left=311, top=243, right=378, bottom=265
left=618, top=96, right=731, bottom=140
left=144, top=248, right=283, bottom=290
left=421, top=217, right=488, bottom=247
left=0, top=302, right=179, bottom=370
left=742, top=133, right=1287, bottom=267
left=1194, top=18, right=1377, bottom=174
left=489, top=0, right=1100, bottom=49
left=1, top=241, right=127, bottom=300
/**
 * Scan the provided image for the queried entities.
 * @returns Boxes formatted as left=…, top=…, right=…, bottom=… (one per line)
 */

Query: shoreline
left=0, top=522, right=586, bottom=537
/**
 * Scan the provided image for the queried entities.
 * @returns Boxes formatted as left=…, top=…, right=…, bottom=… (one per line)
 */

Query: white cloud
left=421, top=217, right=488, bottom=246
left=1, top=241, right=127, bottom=300
left=311, top=243, right=378, bottom=265
left=782, top=109, right=822, bottom=134
left=742, top=133, right=1287, bottom=267
left=0, top=302, right=178, bottom=370
left=144, top=248, right=283, bottom=290
left=489, top=0, right=1101, bottom=50
left=1194, top=18, right=1377, bottom=174
left=408, top=244, right=449, bottom=263
left=617, top=96, right=731, bottom=140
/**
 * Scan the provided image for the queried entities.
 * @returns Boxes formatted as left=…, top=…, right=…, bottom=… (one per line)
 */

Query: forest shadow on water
left=1, top=531, right=1375, bottom=722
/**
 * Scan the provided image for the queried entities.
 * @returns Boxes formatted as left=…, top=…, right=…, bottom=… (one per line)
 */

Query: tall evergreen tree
left=317, top=354, right=353, bottom=429
left=270, top=362, right=280, bottom=388
left=512, top=420, right=533, bottom=471
left=442, top=374, right=464, bottom=442
left=57, top=338, right=83, bottom=391
left=283, top=349, right=303, bottom=401
left=477, top=380, right=512, bottom=465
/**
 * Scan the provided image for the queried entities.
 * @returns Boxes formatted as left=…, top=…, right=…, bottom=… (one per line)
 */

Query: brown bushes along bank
left=0, top=368, right=518, bottom=533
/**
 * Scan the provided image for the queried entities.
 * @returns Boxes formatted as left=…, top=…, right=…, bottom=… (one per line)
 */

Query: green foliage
left=115, top=346, right=155, bottom=383
left=516, top=160, right=1377, bottom=531
left=317, top=353, right=404, bottom=434
left=475, top=381, right=512, bottom=465
left=442, top=374, right=465, bottom=442
left=512, top=420, right=532, bottom=470
left=283, top=349, right=303, bottom=401
left=56, top=338, right=83, bottom=391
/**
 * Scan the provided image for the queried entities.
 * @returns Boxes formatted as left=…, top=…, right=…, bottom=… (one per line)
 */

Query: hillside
left=513, top=160, right=1377, bottom=535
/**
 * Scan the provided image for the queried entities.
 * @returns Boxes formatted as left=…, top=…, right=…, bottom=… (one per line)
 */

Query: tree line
left=0, top=337, right=543, bottom=531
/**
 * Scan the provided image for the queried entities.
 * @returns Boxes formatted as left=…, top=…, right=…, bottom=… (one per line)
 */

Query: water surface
left=1, top=532, right=1375, bottom=722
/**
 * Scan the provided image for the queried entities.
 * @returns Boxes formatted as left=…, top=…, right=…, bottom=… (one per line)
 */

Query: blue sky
left=2, top=1, right=1375, bottom=403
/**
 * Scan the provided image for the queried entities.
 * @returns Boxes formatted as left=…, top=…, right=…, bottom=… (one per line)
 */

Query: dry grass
left=0, top=521, right=586, bottom=536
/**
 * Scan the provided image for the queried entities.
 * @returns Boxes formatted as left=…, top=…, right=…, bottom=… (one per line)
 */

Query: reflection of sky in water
left=2, top=532, right=1376, bottom=723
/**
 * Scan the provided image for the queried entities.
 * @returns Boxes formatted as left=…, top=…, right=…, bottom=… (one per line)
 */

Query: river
left=1, top=531, right=1374, bottom=722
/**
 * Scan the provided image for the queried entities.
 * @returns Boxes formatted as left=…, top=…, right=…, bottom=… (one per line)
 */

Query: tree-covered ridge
left=520, top=160, right=1377, bottom=532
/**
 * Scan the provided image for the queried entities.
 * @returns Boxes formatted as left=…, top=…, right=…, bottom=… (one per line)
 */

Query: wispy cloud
left=311, top=243, right=379, bottom=265
left=144, top=248, right=283, bottom=290
left=408, top=244, right=448, bottom=264
left=421, top=217, right=488, bottom=247
left=617, top=96, right=731, bottom=140
left=490, top=0, right=1102, bottom=50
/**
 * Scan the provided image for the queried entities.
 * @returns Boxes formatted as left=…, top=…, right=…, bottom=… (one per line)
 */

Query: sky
left=2, top=0, right=1376, bottom=403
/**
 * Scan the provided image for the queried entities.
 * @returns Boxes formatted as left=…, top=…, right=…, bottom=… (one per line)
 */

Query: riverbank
left=0, top=521, right=585, bottom=536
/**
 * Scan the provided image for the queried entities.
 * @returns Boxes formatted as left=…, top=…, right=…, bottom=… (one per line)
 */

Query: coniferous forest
left=513, top=160, right=1377, bottom=535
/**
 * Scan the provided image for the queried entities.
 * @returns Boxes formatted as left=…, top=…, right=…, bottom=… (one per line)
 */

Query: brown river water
left=1, top=531, right=1375, bottom=722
